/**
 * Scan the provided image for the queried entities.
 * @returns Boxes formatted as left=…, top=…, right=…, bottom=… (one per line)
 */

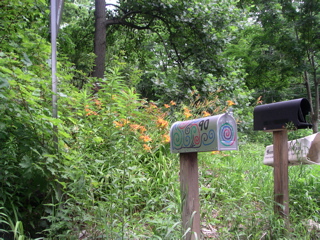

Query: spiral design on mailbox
left=172, top=128, right=183, bottom=148
left=202, top=129, right=215, bottom=145
left=171, top=119, right=215, bottom=150
left=170, top=114, right=238, bottom=153
left=219, top=123, right=235, bottom=146
left=191, top=124, right=201, bottom=145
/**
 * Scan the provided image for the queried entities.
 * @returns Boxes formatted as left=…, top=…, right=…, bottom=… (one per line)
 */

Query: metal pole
left=51, top=0, right=63, bottom=148
left=51, top=0, right=57, bottom=119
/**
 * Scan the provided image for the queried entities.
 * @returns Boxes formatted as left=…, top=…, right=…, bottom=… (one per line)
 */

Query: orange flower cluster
left=113, top=119, right=130, bottom=128
left=163, top=100, right=176, bottom=109
left=143, top=144, right=152, bottom=152
left=183, top=107, right=192, bottom=119
left=149, top=102, right=158, bottom=109
left=93, top=99, right=102, bottom=108
left=162, top=134, right=170, bottom=143
left=140, top=135, right=152, bottom=142
left=156, top=118, right=169, bottom=129
left=227, top=100, right=236, bottom=106
left=202, top=111, right=211, bottom=117
left=85, top=105, right=98, bottom=116
left=130, top=124, right=147, bottom=133
left=145, top=102, right=159, bottom=113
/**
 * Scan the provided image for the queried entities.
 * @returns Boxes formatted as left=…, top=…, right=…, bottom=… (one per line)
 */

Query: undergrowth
left=1, top=56, right=320, bottom=239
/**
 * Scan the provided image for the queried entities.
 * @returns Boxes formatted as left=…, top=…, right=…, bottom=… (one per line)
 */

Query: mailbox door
left=217, top=114, right=238, bottom=150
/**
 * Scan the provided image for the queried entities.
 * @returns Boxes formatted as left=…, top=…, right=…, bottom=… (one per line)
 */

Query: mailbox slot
left=254, top=98, right=312, bottom=131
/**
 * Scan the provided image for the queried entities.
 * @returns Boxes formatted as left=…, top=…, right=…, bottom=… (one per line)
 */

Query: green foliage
left=226, top=0, right=320, bottom=105
left=0, top=1, right=57, bottom=233
left=2, top=0, right=320, bottom=239
left=132, top=0, right=250, bottom=102
left=58, top=0, right=96, bottom=89
left=60, top=0, right=251, bottom=104
left=35, top=68, right=180, bottom=238
left=199, top=143, right=320, bottom=239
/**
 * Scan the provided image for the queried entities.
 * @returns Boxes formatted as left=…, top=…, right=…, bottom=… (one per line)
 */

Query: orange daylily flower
left=92, top=99, right=102, bottom=108
left=114, top=119, right=130, bottom=128
left=149, top=102, right=158, bottom=109
left=140, top=135, right=152, bottom=142
left=130, top=124, right=148, bottom=133
left=202, top=111, right=211, bottom=117
left=170, top=100, right=176, bottom=106
left=183, top=107, right=192, bottom=119
left=85, top=105, right=98, bottom=116
left=120, top=119, right=130, bottom=125
left=114, top=121, right=123, bottom=128
left=143, top=144, right=152, bottom=152
left=164, top=104, right=170, bottom=108
left=156, top=118, right=169, bottom=129
left=226, top=100, right=236, bottom=106
left=138, top=126, right=147, bottom=133
left=130, top=124, right=141, bottom=131
left=162, top=134, right=170, bottom=143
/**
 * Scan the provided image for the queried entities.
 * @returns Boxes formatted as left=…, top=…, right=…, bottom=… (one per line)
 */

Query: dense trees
left=237, top=0, right=320, bottom=132
left=57, top=0, right=319, bottom=110
left=62, top=0, right=250, bottom=101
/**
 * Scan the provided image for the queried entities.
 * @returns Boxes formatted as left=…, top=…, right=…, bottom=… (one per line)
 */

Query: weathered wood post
left=273, top=130, right=289, bottom=222
left=170, top=112, right=238, bottom=240
left=180, top=152, right=200, bottom=240
left=254, top=98, right=312, bottom=227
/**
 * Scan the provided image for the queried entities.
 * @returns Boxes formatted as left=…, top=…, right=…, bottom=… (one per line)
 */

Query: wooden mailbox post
left=170, top=112, right=238, bottom=239
left=254, top=98, right=312, bottom=225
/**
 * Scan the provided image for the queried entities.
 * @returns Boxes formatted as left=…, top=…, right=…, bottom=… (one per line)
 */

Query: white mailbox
left=263, top=133, right=320, bottom=166
left=170, top=112, right=238, bottom=153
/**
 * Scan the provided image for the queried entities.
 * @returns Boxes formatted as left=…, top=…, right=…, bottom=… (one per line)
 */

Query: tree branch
left=105, top=9, right=185, bottom=67
left=105, top=17, right=152, bottom=29
left=105, top=3, right=126, bottom=13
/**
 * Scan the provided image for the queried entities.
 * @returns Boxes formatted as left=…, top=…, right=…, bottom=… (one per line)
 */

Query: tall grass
left=40, top=139, right=320, bottom=239
left=199, top=141, right=320, bottom=239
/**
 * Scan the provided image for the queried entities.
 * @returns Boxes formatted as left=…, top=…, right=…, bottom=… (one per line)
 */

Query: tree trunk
left=303, top=70, right=317, bottom=133
left=312, top=73, right=319, bottom=133
left=310, top=53, right=319, bottom=133
left=92, top=0, right=106, bottom=79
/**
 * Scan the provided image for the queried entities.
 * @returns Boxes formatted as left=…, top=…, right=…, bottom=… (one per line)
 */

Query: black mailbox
left=254, top=98, right=312, bottom=131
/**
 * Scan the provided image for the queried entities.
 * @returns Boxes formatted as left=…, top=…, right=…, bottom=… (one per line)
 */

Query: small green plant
left=0, top=206, right=29, bottom=240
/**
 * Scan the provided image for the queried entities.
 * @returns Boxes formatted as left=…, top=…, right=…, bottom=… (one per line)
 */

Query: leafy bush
left=0, top=47, right=57, bottom=237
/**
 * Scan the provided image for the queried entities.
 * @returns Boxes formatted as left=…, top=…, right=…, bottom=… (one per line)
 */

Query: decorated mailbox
left=170, top=112, right=238, bottom=153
